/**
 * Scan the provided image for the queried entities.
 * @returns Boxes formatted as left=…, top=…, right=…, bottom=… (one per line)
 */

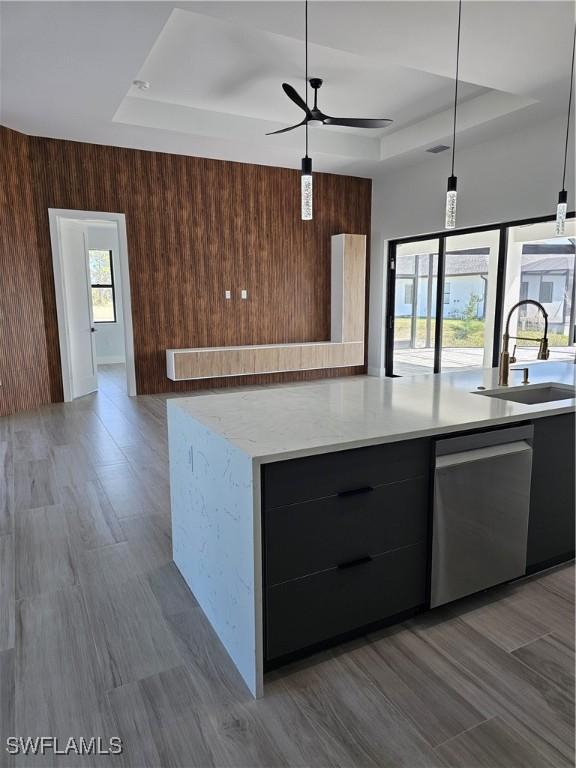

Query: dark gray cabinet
left=263, top=438, right=430, bottom=508
left=266, top=543, right=427, bottom=659
left=262, top=412, right=575, bottom=666
left=265, top=477, right=428, bottom=586
left=527, top=412, right=575, bottom=572
left=262, top=438, right=431, bottom=662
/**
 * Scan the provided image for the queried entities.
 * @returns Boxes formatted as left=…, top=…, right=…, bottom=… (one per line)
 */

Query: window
left=386, top=213, right=575, bottom=378
left=539, top=281, right=553, bottom=304
left=89, top=249, right=116, bottom=322
left=404, top=283, right=414, bottom=304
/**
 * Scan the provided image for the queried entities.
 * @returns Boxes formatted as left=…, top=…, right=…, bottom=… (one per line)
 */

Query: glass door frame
left=385, top=211, right=575, bottom=377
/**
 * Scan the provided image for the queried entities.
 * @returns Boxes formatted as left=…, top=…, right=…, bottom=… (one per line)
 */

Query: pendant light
left=301, top=0, right=313, bottom=220
left=301, top=152, right=313, bottom=220
left=555, top=26, right=576, bottom=236
left=445, top=0, right=462, bottom=230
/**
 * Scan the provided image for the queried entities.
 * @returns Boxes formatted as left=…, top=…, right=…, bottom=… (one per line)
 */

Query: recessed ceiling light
left=132, top=79, right=150, bottom=91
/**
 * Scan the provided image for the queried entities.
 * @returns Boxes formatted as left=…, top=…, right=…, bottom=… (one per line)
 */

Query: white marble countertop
left=167, top=361, right=576, bottom=463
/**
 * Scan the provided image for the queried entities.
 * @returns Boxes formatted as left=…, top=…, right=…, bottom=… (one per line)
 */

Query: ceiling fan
left=267, top=77, right=394, bottom=135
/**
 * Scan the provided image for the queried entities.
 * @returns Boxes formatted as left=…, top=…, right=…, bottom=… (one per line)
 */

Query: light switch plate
left=225, top=290, right=231, bottom=300
left=241, top=289, right=248, bottom=300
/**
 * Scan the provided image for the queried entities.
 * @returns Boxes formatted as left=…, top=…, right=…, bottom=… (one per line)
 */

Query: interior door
left=59, top=219, right=98, bottom=397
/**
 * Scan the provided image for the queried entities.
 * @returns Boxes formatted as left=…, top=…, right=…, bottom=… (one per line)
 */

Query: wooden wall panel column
left=0, top=127, right=51, bottom=416
left=3, top=128, right=371, bottom=406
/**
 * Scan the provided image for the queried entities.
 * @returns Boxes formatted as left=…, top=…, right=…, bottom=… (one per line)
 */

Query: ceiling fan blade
left=266, top=119, right=306, bottom=136
left=282, top=83, right=312, bottom=115
left=323, top=117, right=393, bottom=128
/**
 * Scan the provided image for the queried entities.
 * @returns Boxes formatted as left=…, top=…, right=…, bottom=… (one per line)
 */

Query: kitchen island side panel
left=167, top=400, right=262, bottom=696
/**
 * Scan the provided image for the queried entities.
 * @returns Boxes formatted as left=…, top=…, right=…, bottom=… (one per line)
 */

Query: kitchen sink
left=475, top=382, right=576, bottom=405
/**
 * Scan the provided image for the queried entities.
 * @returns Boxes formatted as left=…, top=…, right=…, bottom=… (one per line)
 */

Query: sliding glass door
left=389, top=240, right=439, bottom=375
left=386, top=214, right=575, bottom=377
left=387, top=229, right=500, bottom=375
left=440, top=230, right=500, bottom=371
left=504, top=220, right=576, bottom=362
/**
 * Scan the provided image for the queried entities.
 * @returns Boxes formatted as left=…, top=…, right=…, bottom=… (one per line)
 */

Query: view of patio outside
left=392, top=227, right=576, bottom=376
left=394, top=341, right=576, bottom=376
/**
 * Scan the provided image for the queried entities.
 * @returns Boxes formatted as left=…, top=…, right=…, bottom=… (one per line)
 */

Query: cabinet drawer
left=263, top=438, right=430, bottom=509
left=265, top=542, right=427, bottom=660
left=265, top=476, right=428, bottom=585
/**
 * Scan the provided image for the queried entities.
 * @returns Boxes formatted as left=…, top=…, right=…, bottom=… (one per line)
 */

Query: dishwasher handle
left=435, top=424, right=533, bottom=458
left=436, top=440, right=532, bottom=470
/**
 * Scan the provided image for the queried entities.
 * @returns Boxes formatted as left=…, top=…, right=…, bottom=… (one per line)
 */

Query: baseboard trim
left=367, top=366, right=386, bottom=377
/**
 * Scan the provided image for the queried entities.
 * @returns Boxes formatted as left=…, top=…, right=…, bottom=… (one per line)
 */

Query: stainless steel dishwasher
left=431, top=425, right=533, bottom=609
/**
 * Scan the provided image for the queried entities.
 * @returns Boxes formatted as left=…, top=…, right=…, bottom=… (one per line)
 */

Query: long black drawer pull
left=337, top=555, right=373, bottom=570
left=337, top=485, right=374, bottom=497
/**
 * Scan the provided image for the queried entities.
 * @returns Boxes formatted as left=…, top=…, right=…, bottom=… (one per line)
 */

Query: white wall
left=87, top=223, right=126, bottom=364
left=368, top=115, right=575, bottom=374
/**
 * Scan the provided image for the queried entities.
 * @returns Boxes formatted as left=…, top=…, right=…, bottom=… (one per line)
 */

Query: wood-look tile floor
left=0, top=365, right=574, bottom=768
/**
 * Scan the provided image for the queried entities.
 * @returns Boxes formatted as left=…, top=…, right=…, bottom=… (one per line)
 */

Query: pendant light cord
left=561, top=25, right=576, bottom=192
left=450, top=0, right=462, bottom=177
left=305, top=0, right=309, bottom=157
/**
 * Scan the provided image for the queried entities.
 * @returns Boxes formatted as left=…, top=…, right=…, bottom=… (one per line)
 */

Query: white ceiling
left=1, top=1, right=574, bottom=177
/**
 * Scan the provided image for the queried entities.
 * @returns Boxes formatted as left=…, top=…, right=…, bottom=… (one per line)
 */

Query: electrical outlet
left=225, top=290, right=231, bottom=300
left=241, top=289, right=248, bottom=300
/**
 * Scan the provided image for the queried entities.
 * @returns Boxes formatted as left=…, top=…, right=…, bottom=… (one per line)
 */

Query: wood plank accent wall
left=0, top=128, right=52, bottom=416
left=0, top=127, right=371, bottom=411
left=168, top=234, right=367, bottom=381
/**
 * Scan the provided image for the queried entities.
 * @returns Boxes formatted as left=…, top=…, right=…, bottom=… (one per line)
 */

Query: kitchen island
left=168, top=362, right=575, bottom=696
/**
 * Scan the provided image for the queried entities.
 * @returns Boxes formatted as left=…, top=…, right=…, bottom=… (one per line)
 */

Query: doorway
left=48, top=210, right=136, bottom=400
